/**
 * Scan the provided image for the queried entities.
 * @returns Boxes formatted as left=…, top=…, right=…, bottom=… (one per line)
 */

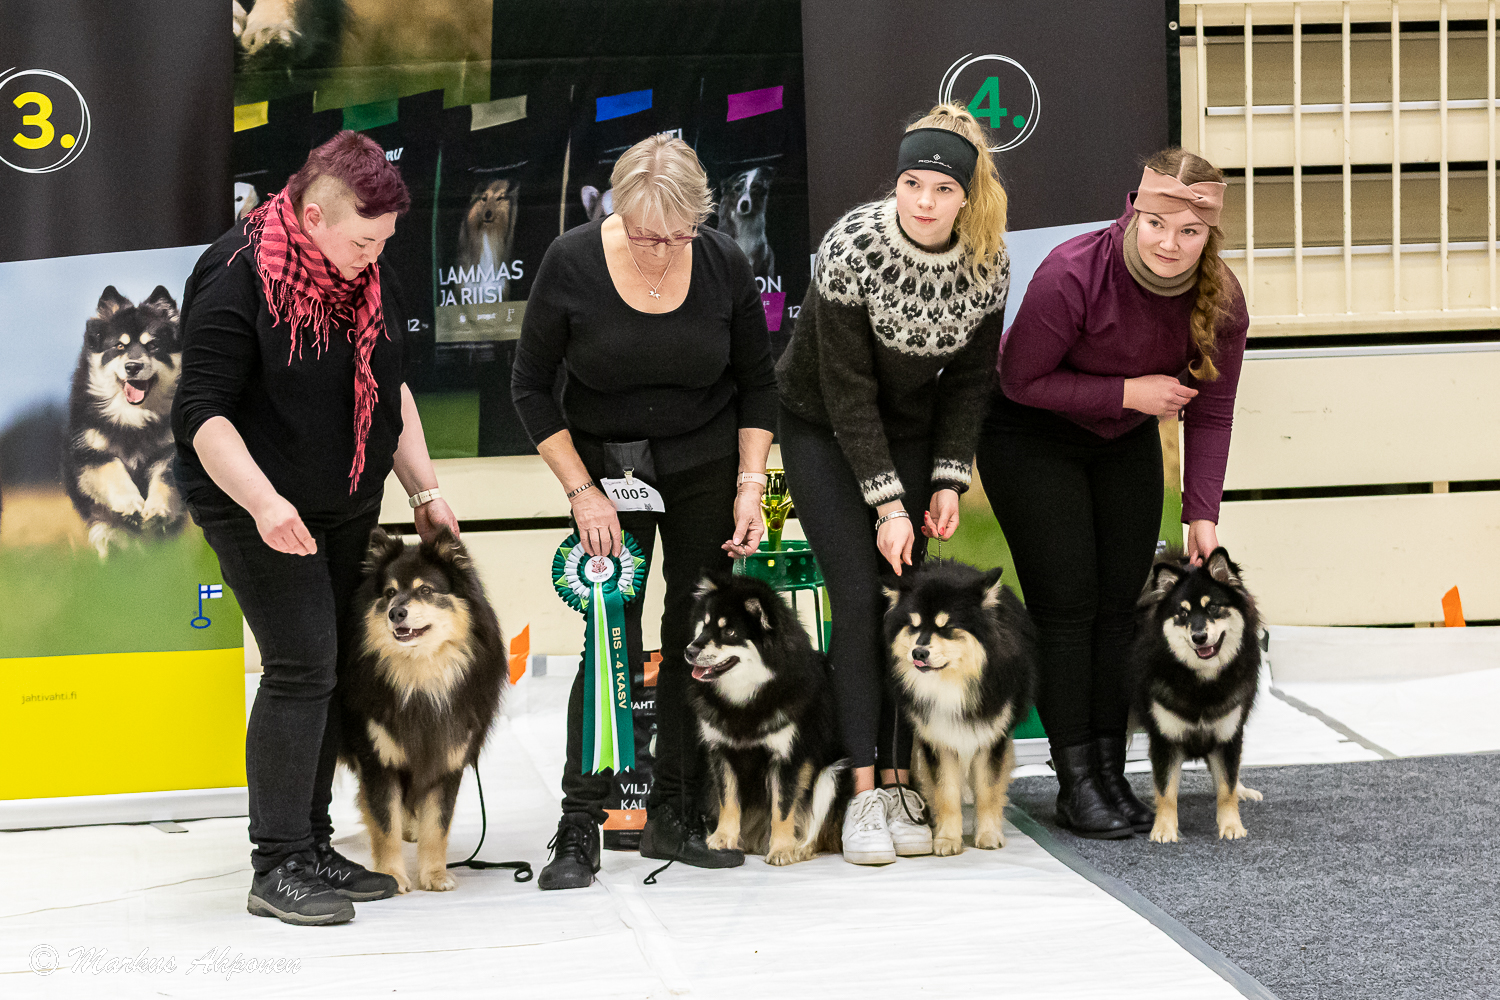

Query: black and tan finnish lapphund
left=1131, top=547, right=1264, bottom=843
left=339, top=527, right=506, bottom=892
left=685, top=573, right=851, bottom=865
left=884, top=560, right=1039, bottom=856
left=65, top=285, right=187, bottom=557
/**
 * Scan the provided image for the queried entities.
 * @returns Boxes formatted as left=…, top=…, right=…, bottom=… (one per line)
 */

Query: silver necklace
left=628, top=243, right=677, bottom=299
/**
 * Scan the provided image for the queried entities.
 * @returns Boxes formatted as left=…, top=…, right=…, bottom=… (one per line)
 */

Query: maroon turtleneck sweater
left=997, top=196, right=1249, bottom=524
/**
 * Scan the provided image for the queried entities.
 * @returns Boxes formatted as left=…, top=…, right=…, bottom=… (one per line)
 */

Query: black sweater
left=510, top=219, right=776, bottom=475
left=776, top=199, right=1010, bottom=506
left=172, top=221, right=410, bottom=522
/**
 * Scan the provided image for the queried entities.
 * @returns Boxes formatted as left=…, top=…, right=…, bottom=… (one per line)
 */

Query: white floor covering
left=3, top=658, right=1494, bottom=998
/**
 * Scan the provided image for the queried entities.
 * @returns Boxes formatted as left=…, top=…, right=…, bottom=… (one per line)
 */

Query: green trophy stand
left=732, top=539, right=830, bottom=650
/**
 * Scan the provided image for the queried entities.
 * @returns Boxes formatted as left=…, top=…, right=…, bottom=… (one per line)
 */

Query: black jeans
left=779, top=406, right=932, bottom=772
left=975, top=393, right=1162, bottom=752
left=560, top=453, right=737, bottom=823
left=193, top=501, right=381, bottom=873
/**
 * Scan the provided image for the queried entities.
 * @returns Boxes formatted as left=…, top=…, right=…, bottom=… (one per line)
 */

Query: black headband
left=897, top=127, right=980, bottom=192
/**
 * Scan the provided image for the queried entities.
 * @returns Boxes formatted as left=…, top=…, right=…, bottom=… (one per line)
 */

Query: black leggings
left=975, top=394, right=1162, bottom=752
left=779, top=406, right=931, bottom=772
left=560, top=452, right=737, bottom=823
left=194, top=501, right=381, bottom=873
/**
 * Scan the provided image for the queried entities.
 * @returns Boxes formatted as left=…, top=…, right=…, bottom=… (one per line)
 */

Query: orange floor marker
left=508, top=624, right=531, bottom=682
left=1442, top=587, right=1466, bottom=628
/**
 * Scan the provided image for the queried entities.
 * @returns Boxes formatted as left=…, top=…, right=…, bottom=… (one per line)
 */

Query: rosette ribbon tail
left=580, top=578, right=635, bottom=774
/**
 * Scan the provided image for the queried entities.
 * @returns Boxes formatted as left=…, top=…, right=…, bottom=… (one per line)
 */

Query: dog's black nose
left=389, top=605, right=407, bottom=624
left=912, top=646, right=929, bottom=662
left=1191, top=631, right=1208, bottom=646
left=124, top=361, right=145, bottom=376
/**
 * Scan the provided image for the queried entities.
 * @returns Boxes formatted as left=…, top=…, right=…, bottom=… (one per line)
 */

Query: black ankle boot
left=1052, top=743, right=1133, bottom=839
left=640, top=802, right=744, bottom=869
left=1093, top=735, right=1156, bottom=833
left=539, top=812, right=601, bottom=891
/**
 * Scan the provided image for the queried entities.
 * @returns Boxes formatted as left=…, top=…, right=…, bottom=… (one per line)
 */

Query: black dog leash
left=446, top=764, right=534, bottom=881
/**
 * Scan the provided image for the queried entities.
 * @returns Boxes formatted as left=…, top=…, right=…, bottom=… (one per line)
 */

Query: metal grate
left=1185, top=0, right=1500, bottom=334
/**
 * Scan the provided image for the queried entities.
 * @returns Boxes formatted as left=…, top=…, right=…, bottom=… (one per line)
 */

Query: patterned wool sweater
left=776, top=199, right=1010, bottom=506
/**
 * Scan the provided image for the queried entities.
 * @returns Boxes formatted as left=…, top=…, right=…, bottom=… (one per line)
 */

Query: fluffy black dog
left=885, top=560, right=1038, bottom=856
left=685, top=573, right=849, bottom=865
left=1131, top=547, right=1264, bottom=843
left=339, top=527, right=506, bottom=892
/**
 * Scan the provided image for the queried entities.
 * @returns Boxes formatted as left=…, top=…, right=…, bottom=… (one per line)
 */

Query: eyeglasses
left=627, top=230, right=698, bottom=248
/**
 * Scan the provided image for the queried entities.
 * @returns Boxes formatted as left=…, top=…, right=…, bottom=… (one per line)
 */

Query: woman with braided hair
left=976, top=147, right=1249, bottom=840
left=174, top=131, right=455, bottom=924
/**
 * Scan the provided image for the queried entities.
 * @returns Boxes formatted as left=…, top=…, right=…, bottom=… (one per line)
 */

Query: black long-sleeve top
left=172, top=220, right=410, bottom=521
left=510, top=218, right=776, bottom=475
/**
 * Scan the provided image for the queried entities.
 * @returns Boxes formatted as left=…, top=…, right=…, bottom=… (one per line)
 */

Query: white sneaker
left=841, top=789, right=897, bottom=865
left=879, top=785, right=933, bottom=856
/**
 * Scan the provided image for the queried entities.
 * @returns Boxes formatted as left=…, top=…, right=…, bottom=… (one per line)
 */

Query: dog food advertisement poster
left=604, top=652, right=658, bottom=851
left=696, top=59, right=811, bottom=360
left=0, top=248, right=247, bottom=800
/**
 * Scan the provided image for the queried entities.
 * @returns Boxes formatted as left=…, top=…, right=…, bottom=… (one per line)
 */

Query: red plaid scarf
left=232, top=189, right=386, bottom=493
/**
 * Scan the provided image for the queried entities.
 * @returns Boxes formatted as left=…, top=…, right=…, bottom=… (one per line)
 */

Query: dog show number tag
left=600, top=476, right=664, bottom=513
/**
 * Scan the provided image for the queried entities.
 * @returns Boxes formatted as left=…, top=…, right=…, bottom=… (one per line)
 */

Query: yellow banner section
left=233, top=101, right=269, bottom=132
left=0, top=649, right=246, bottom=800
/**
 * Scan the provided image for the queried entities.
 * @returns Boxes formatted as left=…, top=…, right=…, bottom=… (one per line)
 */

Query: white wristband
left=738, top=472, right=769, bottom=488
left=408, top=487, right=441, bottom=509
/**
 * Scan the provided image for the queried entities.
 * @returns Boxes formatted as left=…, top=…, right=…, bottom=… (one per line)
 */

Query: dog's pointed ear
left=142, top=285, right=179, bottom=319
left=882, top=585, right=902, bottom=612
left=744, top=596, right=772, bottom=631
left=1140, top=561, right=1185, bottom=606
left=429, top=526, right=470, bottom=570
left=1204, top=547, right=1243, bottom=587
left=364, top=527, right=404, bottom=575
left=694, top=574, right=718, bottom=602
left=980, top=566, right=1006, bottom=609
left=581, top=185, right=602, bottom=216
left=95, top=285, right=130, bottom=318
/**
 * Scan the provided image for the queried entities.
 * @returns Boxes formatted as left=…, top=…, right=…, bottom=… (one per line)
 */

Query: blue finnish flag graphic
left=200, top=584, right=223, bottom=600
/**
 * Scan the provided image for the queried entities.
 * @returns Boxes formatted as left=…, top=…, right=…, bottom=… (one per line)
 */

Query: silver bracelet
left=874, top=509, right=910, bottom=529
left=566, top=481, right=596, bottom=501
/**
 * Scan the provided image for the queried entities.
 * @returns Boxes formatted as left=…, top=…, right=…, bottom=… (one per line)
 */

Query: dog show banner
left=0, top=5, right=244, bottom=818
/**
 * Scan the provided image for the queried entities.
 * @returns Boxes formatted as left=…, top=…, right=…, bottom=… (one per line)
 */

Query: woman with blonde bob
left=512, top=134, right=776, bottom=888
left=976, top=148, right=1249, bottom=840
left=776, top=104, right=1011, bottom=864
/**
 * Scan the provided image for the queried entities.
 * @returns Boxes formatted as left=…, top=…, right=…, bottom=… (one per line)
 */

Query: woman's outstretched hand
left=876, top=503, right=915, bottom=576
left=723, top=487, right=766, bottom=556
left=1186, top=519, right=1219, bottom=565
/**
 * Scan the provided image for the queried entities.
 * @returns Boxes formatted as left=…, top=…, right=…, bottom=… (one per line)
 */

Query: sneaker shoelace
left=311, top=845, right=358, bottom=882
left=274, top=858, right=332, bottom=895
left=547, top=821, right=591, bottom=865
left=849, top=791, right=888, bottom=833
left=884, top=786, right=927, bottom=825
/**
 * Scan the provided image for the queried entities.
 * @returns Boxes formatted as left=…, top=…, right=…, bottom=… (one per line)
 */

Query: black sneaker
left=247, top=856, right=355, bottom=925
left=640, top=802, right=744, bottom=869
left=538, top=813, right=601, bottom=891
left=311, top=842, right=400, bottom=901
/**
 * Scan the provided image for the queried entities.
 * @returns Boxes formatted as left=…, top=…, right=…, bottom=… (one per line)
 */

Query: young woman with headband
left=976, top=148, right=1248, bottom=839
left=777, top=104, right=1010, bottom=864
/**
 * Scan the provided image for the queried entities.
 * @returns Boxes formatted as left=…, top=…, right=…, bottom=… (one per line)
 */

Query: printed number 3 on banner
left=600, top=477, right=665, bottom=513
left=13, top=92, right=57, bottom=149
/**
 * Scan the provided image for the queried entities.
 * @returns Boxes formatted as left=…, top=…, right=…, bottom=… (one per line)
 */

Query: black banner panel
left=800, top=0, right=1170, bottom=238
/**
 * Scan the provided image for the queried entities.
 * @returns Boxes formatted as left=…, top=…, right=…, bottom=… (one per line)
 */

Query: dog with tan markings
left=885, top=560, right=1038, bottom=857
left=1131, top=547, right=1263, bottom=844
left=685, top=573, right=850, bottom=866
left=339, top=527, right=506, bottom=892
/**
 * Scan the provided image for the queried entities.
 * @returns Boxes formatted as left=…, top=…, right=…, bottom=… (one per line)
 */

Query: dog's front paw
left=240, top=0, right=300, bottom=55
left=141, top=493, right=180, bottom=523
left=1149, top=820, right=1180, bottom=844
left=1218, top=818, right=1248, bottom=840
left=765, top=847, right=799, bottom=866
left=706, top=830, right=739, bottom=852
left=932, top=836, right=964, bottom=857
left=379, top=866, right=411, bottom=893
left=973, top=828, right=1006, bottom=850
left=107, top=487, right=146, bottom=518
left=418, top=868, right=458, bottom=891
left=1236, top=783, right=1263, bottom=802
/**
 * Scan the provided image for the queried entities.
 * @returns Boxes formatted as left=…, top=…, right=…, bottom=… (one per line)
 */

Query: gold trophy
left=761, top=468, right=794, bottom=550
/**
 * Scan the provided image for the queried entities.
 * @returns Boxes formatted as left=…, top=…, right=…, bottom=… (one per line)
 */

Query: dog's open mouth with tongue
left=121, top=377, right=155, bottom=405
left=392, top=624, right=430, bottom=643
left=690, top=654, right=738, bottom=681
left=1194, top=636, right=1225, bottom=660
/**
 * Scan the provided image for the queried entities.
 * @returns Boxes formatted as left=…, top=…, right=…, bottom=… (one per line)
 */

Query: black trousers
left=779, top=406, right=931, bottom=772
left=560, top=453, right=737, bottom=823
left=975, top=393, right=1162, bottom=752
left=193, top=501, right=381, bottom=874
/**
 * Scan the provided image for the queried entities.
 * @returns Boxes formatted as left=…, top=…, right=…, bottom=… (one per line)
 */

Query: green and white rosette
left=553, top=531, right=647, bottom=774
